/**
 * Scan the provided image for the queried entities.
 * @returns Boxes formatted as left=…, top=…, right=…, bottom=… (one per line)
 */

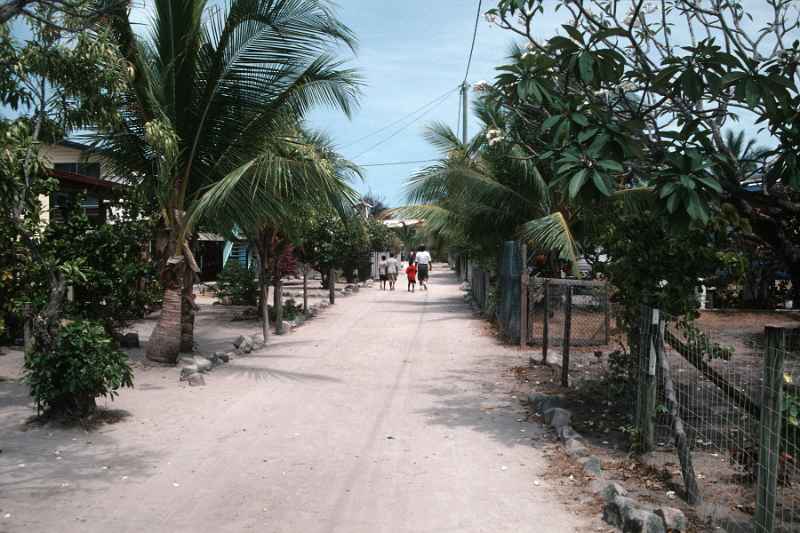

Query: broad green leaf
left=579, top=52, right=594, bottom=82
left=541, top=115, right=562, bottom=131
left=720, top=71, right=748, bottom=86
left=571, top=113, right=589, bottom=126
left=562, top=25, right=585, bottom=45
left=578, top=128, right=598, bottom=143
left=598, top=160, right=623, bottom=172
left=695, top=176, right=723, bottom=193
left=569, top=169, right=589, bottom=198
left=592, top=171, right=612, bottom=196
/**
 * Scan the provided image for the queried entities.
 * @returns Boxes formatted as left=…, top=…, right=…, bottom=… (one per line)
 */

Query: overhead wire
left=339, top=86, right=459, bottom=150
left=345, top=0, right=484, bottom=173
left=356, top=159, right=440, bottom=168
left=463, top=0, right=483, bottom=83
left=351, top=88, right=458, bottom=159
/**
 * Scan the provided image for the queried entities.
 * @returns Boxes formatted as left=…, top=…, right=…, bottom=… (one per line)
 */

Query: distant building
left=39, top=140, right=121, bottom=225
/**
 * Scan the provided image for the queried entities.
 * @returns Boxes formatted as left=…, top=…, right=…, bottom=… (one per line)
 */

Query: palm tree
left=401, top=116, right=579, bottom=274
left=102, top=0, right=360, bottom=363
left=194, top=126, right=360, bottom=344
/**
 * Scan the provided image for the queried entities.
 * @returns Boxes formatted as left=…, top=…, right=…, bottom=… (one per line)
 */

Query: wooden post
left=520, top=243, right=528, bottom=351
left=329, top=268, right=336, bottom=304
left=657, top=320, right=702, bottom=504
left=302, top=265, right=308, bottom=315
left=754, top=326, right=785, bottom=532
left=542, top=280, right=549, bottom=364
left=561, top=285, right=573, bottom=387
left=636, top=307, right=658, bottom=453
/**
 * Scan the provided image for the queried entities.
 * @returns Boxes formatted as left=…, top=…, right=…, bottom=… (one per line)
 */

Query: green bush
left=24, top=320, right=134, bottom=417
left=216, top=262, right=257, bottom=305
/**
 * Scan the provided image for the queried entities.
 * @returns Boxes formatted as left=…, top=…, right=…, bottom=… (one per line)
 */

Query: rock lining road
left=0, top=266, right=589, bottom=532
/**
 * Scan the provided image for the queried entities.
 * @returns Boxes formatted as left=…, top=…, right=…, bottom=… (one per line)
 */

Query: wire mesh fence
left=527, top=278, right=610, bottom=347
left=638, top=306, right=800, bottom=532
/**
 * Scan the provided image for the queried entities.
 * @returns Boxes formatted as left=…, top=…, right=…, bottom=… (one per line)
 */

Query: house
left=39, top=140, right=121, bottom=225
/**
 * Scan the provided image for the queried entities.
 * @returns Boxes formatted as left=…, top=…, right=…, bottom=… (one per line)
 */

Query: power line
left=339, top=86, right=459, bottom=150
left=351, top=89, right=457, bottom=159
left=357, top=159, right=440, bottom=168
left=463, top=0, right=483, bottom=83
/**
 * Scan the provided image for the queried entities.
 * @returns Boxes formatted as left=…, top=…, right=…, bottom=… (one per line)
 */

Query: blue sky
left=304, top=1, right=522, bottom=207
left=11, top=1, right=788, bottom=206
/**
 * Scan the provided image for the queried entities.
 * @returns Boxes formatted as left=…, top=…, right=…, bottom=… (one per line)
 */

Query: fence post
left=561, top=285, right=573, bottom=387
left=520, top=243, right=528, bottom=351
left=542, top=279, right=549, bottom=364
left=656, top=316, right=702, bottom=505
left=636, top=306, right=658, bottom=453
left=754, top=326, right=786, bottom=532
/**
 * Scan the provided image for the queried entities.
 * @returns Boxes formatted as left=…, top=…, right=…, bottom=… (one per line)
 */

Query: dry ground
left=0, top=267, right=595, bottom=533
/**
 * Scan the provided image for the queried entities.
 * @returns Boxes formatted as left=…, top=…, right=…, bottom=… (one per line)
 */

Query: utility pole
left=461, top=81, right=469, bottom=144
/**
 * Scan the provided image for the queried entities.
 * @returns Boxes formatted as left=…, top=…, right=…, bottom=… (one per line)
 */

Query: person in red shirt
left=405, top=262, right=417, bottom=292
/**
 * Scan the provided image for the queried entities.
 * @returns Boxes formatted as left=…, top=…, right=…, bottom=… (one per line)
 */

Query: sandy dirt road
left=0, top=267, right=590, bottom=533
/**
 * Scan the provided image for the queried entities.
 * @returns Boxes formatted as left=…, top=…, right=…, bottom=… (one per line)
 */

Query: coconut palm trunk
left=146, top=242, right=184, bottom=363
left=273, top=269, right=284, bottom=334
left=255, top=233, right=271, bottom=344
left=180, top=262, right=196, bottom=353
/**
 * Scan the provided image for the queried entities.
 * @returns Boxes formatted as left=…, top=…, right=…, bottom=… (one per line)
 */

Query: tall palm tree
left=102, top=0, right=360, bottom=363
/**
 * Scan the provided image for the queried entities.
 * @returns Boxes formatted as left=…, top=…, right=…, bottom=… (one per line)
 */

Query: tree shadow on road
left=416, top=354, right=552, bottom=450
left=217, top=363, right=342, bottom=384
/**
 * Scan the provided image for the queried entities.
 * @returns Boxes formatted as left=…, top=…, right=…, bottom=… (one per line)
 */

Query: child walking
left=406, top=262, right=417, bottom=292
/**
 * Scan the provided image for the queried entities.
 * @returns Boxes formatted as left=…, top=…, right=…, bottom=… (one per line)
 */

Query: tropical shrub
left=216, top=262, right=258, bottom=305
left=24, top=320, right=134, bottom=417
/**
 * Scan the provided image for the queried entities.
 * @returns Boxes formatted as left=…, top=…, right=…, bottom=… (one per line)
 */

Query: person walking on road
left=386, top=253, right=400, bottom=291
left=405, top=261, right=417, bottom=292
left=378, top=255, right=388, bottom=290
left=415, top=245, right=432, bottom=290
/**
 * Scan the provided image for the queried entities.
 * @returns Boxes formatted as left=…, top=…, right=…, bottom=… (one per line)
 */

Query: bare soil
left=519, top=308, right=800, bottom=532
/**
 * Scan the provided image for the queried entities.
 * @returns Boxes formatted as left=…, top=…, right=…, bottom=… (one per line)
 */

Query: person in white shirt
left=415, top=246, right=432, bottom=290
left=386, top=253, right=400, bottom=291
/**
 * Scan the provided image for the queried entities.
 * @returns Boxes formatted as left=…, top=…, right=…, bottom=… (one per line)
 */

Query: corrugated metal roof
left=198, top=232, right=225, bottom=242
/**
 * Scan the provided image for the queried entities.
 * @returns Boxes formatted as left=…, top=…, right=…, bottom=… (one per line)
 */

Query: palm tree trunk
left=302, top=264, right=308, bottom=314
left=146, top=280, right=182, bottom=363
left=180, top=235, right=198, bottom=352
left=146, top=235, right=183, bottom=364
left=274, top=272, right=284, bottom=334
left=180, top=264, right=196, bottom=352
left=260, top=271, right=270, bottom=343
left=255, top=233, right=270, bottom=344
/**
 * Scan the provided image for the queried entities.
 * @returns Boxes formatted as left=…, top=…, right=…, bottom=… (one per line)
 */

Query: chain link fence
left=638, top=306, right=800, bottom=532
left=527, top=278, right=611, bottom=348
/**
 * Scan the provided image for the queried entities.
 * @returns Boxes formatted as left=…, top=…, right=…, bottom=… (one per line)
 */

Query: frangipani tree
left=484, top=0, right=800, bottom=298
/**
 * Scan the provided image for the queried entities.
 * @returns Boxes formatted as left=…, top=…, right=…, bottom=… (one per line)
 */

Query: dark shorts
left=418, top=264, right=429, bottom=281
left=379, top=274, right=387, bottom=281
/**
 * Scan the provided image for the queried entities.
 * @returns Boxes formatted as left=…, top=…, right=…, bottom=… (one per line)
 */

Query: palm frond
left=519, top=211, right=579, bottom=274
